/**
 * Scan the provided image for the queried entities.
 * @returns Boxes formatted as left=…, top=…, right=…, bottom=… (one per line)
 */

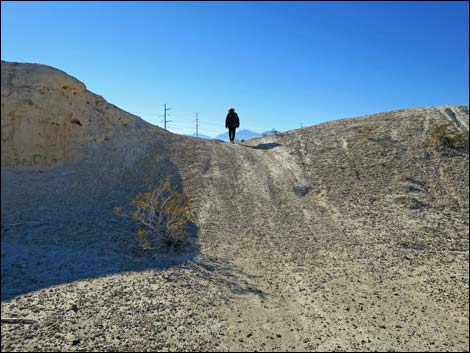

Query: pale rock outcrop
left=1, top=61, right=159, bottom=169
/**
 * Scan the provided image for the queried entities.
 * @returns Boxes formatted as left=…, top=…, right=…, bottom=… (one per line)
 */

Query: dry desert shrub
left=426, top=123, right=469, bottom=150
left=113, top=177, right=194, bottom=251
left=397, top=171, right=412, bottom=182
left=353, top=125, right=379, bottom=140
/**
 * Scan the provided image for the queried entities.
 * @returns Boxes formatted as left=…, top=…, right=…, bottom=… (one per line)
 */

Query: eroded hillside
left=1, top=61, right=469, bottom=352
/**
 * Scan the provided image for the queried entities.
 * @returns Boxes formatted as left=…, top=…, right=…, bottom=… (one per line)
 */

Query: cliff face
left=1, top=61, right=158, bottom=169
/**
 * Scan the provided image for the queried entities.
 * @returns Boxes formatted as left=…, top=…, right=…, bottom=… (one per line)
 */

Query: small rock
left=71, top=304, right=78, bottom=313
left=72, top=336, right=80, bottom=346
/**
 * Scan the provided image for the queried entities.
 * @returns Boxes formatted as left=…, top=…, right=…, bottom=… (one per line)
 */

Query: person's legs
left=229, top=127, right=235, bottom=142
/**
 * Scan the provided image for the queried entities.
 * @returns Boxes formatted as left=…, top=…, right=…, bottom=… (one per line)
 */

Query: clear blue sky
left=2, top=1, right=469, bottom=136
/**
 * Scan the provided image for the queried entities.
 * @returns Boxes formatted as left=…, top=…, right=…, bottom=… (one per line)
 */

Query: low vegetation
left=397, top=171, right=412, bottom=182
left=262, top=128, right=280, bottom=137
left=426, top=123, right=469, bottom=150
left=353, top=125, right=379, bottom=140
left=113, top=177, right=194, bottom=251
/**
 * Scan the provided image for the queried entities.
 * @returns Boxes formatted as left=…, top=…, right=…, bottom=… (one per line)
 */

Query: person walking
left=225, top=108, right=240, bottom=143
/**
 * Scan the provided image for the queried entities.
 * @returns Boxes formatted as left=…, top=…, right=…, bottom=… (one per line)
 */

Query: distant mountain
left=186, top=130, right=277, bottom=141
left=185, top=133, right=213, bottom=140
left=214, top=129, right=262, bottom=142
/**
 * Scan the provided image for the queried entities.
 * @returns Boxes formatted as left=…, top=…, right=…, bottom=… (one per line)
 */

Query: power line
left=163, top=104, right=172, bottom=130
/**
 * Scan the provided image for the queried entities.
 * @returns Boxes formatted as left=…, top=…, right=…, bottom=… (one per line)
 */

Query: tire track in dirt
left=193, top=142, right=316, bottom=351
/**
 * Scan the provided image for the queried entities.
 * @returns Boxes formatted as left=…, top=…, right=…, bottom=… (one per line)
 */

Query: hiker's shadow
left=242, top=142, right=282, bottom=150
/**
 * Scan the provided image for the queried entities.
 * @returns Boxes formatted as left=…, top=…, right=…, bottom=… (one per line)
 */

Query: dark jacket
left=226, top=111, right=240, bottom=128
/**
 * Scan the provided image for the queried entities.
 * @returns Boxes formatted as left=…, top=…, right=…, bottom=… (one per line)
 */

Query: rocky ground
left=1, top=61, right=469, bottom=351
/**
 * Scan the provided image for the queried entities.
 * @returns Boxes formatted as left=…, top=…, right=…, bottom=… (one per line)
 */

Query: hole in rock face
left=70, top=118, right=82, bottom=126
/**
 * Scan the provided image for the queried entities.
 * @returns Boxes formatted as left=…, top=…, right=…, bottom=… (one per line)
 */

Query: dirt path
left=189, top=142, right=332, bottom=351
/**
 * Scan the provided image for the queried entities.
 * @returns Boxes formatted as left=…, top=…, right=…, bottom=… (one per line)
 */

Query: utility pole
left=195, top=112, right=199, bottom=137
left=163, top=104, right=172, bottom=130
left=300, top=122, right=303, bottom=129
